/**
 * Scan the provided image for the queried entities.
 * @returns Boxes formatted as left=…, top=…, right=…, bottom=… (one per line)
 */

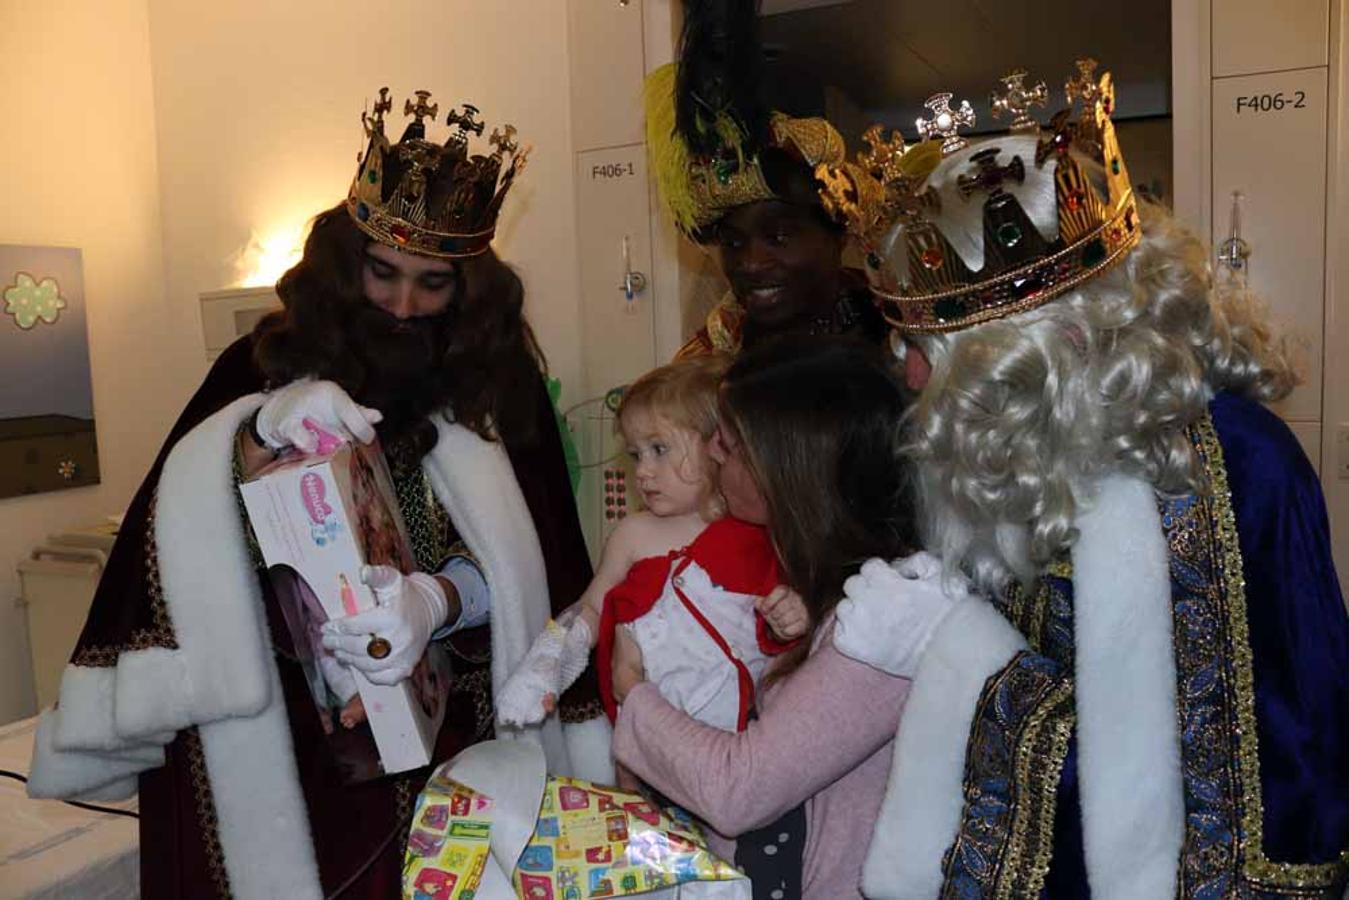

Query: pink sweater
left=612, top=638, right=910, bottom=899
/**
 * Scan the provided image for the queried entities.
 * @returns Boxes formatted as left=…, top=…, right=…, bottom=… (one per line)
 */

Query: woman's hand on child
left=757, top=585, right=810, bottom=641
left=833, top=552, right=971, bottom=678
left=321, top=565, right=449, bottom=685
left=611, top=626, right=646, bottom=705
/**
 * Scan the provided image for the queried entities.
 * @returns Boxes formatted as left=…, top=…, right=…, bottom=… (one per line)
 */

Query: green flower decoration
left=4, top=273, right=67, bottom=329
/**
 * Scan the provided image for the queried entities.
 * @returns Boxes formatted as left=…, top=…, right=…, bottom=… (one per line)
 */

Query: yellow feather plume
left=644, top=64, right=700, bottom=234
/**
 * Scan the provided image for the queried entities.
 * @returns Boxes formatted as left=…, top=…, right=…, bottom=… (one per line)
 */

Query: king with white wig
left=825, top=59, right=1349, bottom=898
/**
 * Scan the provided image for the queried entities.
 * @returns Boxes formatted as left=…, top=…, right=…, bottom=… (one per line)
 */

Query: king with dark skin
left=713, top=199, right=847, bottom=339
left=672, top=153, right=887, bottom=358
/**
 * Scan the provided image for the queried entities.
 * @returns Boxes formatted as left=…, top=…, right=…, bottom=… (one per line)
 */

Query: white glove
left=833, top=552, right=970, bottom=678
left=496, top=616, right=593, bottom=727
left=321, top=565, right=449, bottom=685
left=254, top=378, right=383, bottom=453
left=316, top=651, right=359, bottom=704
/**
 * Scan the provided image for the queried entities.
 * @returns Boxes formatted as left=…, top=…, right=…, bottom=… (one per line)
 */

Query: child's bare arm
left=570, top=514, right=656, bottom=637
left=757, top=585, right=810, bottom=641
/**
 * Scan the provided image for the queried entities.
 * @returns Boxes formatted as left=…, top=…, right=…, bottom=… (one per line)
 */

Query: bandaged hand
left=255, top=378, right=383, bottom=453
left=833, top=552, right=970, bottom=678
left=496, top=616, right=593, bottom=727
left=757, top=585, right=809, bottom=640
left=321, top=565, right=449, bottom=685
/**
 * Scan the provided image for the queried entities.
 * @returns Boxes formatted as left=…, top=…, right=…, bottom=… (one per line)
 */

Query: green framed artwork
left=0, top=245, right=99, bottom=498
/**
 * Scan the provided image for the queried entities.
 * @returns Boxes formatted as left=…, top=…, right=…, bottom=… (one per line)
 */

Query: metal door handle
left=619, top=235, right=648, bottom=301
left=1216, top=190, right=1250, bottom=279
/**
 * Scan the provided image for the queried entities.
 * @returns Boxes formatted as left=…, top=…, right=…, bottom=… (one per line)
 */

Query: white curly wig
left=904, top=197, right=1296, bottom=592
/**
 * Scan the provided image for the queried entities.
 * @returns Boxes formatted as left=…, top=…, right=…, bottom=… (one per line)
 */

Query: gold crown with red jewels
left=346, top=87, right=528, bottom=259
left=817, top=59, right=1141, bottom=333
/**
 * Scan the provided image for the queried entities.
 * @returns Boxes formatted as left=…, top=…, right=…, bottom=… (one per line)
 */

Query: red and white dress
left=596, top=516, right=795, bottom=732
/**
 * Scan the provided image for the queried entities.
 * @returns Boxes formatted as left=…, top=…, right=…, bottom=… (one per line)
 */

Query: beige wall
left=145, top=0, right=584, bottom=402
left=0, top=0, right=176, bottom=723
left=0, top=1, right=583, bottom=725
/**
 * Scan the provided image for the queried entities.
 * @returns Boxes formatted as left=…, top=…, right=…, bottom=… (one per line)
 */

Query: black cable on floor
left=0, top=768, right=140, bottom=819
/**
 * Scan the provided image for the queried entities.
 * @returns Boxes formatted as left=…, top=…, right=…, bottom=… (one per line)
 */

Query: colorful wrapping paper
left=404, top=770, right=747, bottom=899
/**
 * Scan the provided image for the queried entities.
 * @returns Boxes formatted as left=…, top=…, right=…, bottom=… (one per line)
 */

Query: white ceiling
left=759, top=0, right=1171, bottom=136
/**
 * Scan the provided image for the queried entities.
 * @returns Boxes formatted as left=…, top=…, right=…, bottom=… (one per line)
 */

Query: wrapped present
left=404, top=741, right=750, bottom=899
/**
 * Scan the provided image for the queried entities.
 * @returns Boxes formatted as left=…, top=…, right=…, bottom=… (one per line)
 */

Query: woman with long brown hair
left=610, top=336, right=955, bottom=899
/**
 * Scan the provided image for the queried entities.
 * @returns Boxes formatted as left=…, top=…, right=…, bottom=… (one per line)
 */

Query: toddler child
left=497, top=355, right=807, bottom=735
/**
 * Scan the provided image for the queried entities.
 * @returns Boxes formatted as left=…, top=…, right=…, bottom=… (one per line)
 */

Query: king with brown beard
left=27, top=89, right=613, bottom=900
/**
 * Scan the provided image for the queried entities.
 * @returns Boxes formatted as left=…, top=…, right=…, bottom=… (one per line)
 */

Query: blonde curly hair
left=907, top=200, right=1296, bottom=591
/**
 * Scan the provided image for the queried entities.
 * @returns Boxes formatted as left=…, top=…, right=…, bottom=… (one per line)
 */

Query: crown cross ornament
left=957, top=147, right=1026, bottom=199
left=858, top=124, right=908, bottom=183
left=405, top=91, right=439, bottom=126
left=917, top=93, right=975, bottom=155
left=1065, top=58, right=1103, bottom=111
left=347, top=85, right=527, bottom=259
left=363, top=87, right=392, bottom=137
left=447, top=104, right=486, bottom=138
left=490, top=125, right=518, bottom=158
left=991, top=70, right=1048, bottom=133
left=1035, top=109, right=1079, bottom=165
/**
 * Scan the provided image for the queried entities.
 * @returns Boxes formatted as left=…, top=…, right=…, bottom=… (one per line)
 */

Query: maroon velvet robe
left=69, top=335, right=599, bottom=898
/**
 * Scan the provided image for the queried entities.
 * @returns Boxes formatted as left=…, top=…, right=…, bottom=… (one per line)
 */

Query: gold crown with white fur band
left=817, top=59, right=1141, bottom=333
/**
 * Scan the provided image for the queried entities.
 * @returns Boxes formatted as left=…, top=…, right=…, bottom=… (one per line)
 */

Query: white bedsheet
left=0, top=715, right=139, bottom=899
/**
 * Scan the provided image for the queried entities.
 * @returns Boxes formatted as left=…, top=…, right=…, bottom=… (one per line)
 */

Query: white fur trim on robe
left=421, top=414, right=613, bottom=782
left=28, top=396, right=612, bottom=899
left=1070, top=474, right=1183, bottom=898
left=29, top=393, right=323, bottom=897
left=861, top=597, right=1027, bottom=899
left=29, top=394, right=270, bottom=798
left=862, top=474, right=1184, bottom=898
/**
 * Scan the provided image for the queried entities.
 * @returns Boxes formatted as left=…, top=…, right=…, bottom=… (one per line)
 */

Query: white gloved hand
left=496, top=617, right=593, bottom=727
left=321, top=565, right=449, bottom=685
left=316, top=651, right=359, bottom=704
left=254, top=378, right=383, bottom=453
left=833, top=551, right=970, bottom=678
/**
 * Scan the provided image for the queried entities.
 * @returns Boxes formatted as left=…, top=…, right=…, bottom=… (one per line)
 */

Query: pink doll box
left=240, top=438, right=450, bottom=779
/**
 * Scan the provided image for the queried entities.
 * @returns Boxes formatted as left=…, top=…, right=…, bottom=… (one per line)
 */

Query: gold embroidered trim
left=559, top=696, right=605, bottom=726
left=941, top=655, right=1073, bottom=897
left=1195, top=415, right=1349, bottom=891
left=70, top=488, right=178, bottom=667
left=705, top=296, right=745, bottom=355
left=395, top=776, right=415, bottom=860
left=1000, top=677, right=1076, bottom=899
left=184, top=727, right=233, bottom=899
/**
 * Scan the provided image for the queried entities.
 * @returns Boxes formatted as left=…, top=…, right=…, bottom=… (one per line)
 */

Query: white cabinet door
left=1212, top=0, right=1329, bottom=76
left=573, top=145, right=656, bottom=557
left=568, top=0, right=648, bottom=152
left=575, top=146, right=657, bottom=398
left=1211, top=68, right=1328, bottom=455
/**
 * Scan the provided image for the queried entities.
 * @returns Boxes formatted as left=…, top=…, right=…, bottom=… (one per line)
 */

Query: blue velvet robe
left=938, top=393, right=1349, bottom=897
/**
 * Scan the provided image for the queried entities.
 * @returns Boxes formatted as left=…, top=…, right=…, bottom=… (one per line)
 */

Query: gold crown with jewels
left=817, top=59, right=1141, bottom=333
left=346, top=87, right=528, bottom=259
